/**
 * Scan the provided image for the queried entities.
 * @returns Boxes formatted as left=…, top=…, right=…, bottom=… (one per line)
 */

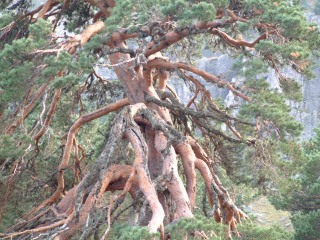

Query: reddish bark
left=55, top=166, right=136, bottom=239
left=71, top=139, right=81, bottom=187
left=125, top=128, right=165, bottom=232
left=108, top=41, right=146, bottom=104
left=105, top=26, right=248, bottom=232
left=29, top=98, right=129, bottom=215
left=37, top=0, right=55, bottom=19
left=175, top=143, right=197, bottom=211
left=145, top=21, right=225, bottom=57
left=5, top=19, right=105, bottom=136
left=195, top=158, right=249, bottom=238
left=155, top=132, right=193, bottom=219
left=1, top=165, right=138, bottom=240
left=146, top=59, right=251, bottom=101
left=79, top=21, right=105, bottom=46
left=19, top=19, right=127, bottom=215
left=181, top=71, right=223, bottom=109
left=145, top=19, right=266, bottom=57
left=211, top=28, right=266, bottom=48
left=85, top=0, right=112, bottom=17
left=158, top=69, right=168, bottom=90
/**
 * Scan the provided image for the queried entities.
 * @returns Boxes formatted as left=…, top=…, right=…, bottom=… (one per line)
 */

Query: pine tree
left=270, top=128, right=320, bottom=240
left=0, top=0, right=319, bottom=239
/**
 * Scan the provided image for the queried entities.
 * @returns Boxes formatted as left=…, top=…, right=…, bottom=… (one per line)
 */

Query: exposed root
left=72, top=138, right=82, bottom=187
left=175, top=143, right=197, bottom=210
left=2, top=164, right=136, bottom=239
left=140, top=108, right=194, bottom=219
left=27, top=98, right=129, bottom=217
left=0, top=1, right=288, bottom=239
left=125, top=124, right=165, bottom=232
left=3, top=106, right=249, bottom=239
left=194, top=157, right=249, bottom=237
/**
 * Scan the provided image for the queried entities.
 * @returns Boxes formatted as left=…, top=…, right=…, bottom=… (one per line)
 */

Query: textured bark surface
left=0, top=1, right=277, bottom=238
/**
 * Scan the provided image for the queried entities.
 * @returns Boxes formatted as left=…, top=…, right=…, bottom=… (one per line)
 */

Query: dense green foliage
left=269, top=128, right=320, bottom=240
left=110, top=215, right=293, bottom=240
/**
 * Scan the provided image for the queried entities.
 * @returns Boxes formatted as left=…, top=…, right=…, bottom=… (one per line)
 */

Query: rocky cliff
left=173, top=11, right=320, bottom=139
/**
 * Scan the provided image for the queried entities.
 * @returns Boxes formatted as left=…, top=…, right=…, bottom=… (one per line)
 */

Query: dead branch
left=33, top=88, right=62, bottom=145
left=5, top=82, right=50, bottom=135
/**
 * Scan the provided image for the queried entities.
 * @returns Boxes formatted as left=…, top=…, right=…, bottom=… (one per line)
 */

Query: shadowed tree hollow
left=0, top=0, right=319, bottom=239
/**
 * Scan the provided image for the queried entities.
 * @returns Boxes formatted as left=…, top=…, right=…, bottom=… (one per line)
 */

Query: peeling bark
left=155, top=132, right=193, bottom=219
left=125, top=128, right=165, bottom=232
left=175, top=143, right=197, bottom=211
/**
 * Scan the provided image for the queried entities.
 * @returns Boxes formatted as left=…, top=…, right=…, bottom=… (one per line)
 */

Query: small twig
left=100, top=196, right=114, bottom=240
left=111, top=203, right=133, bottom=224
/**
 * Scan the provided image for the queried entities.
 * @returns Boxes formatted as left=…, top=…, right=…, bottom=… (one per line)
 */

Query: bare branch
left=33, top=88, right=62, bottom=145
left=146, top=58, right=251, bottom=101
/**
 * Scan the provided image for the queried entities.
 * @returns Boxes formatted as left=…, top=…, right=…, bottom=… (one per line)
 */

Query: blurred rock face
left=172, top=11, right=320, bottom=139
